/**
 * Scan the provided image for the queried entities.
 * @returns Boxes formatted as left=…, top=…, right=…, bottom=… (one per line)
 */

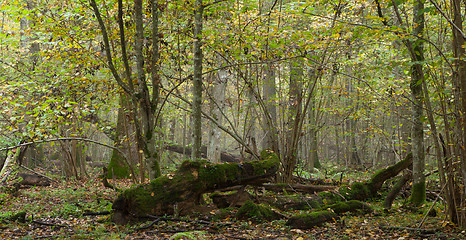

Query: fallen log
left=286, top=200, right=372, bottom=229
left=112, top=152, right=279, bottom=224
left=18, top=173, right=50, bottom=187
left=384, top=171, right=412, bottom=209
left=261, top=183, right=336, bottom=194
left=366, top=152, right=413, bottom=195
left=339, top=152, right=413, bottom=200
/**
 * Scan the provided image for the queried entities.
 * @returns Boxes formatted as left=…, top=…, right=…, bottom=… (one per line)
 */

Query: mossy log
left=326, top=200, right=372, bottom=214
left=384, top=172, right=412, bottom=209
left=286, top=210, right=338, bottom=229
left=263, top=191, right=345, bottom=211
left=365, top=153, right=413, bottom=195
left=112, top=154, right=279, bottom=224
left=236, top=200, right=282, bottom=222
left=286, top=200, right=372, bottom=229
left=339, top=153, right=413, bottom=200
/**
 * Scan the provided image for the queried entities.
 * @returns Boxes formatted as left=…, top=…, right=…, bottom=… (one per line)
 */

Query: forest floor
left=1, top=170, right=465, bottom=240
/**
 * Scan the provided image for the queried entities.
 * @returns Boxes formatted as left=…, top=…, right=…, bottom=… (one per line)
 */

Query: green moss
left=324, top=200, right=372, bottom=214
left=286, top=210, right=337, bottom=228
left=198, top=162, right=240, bottom=188
left=170, top=231, right=208, bottom=240
left=236, top=200, right=279, bottom=222
left=409, top=182, right=426, bottom=206
left=338, top=182, right=371, bottom=200
left=121, top=176, right=174, bottom=215
left=260, top=149, right=275, bottom=159
left=366, top=152, right=413, bottom=194
left=252, top=150, right=280, bottom=175
left=317, top=191, right=345, bottom=204
left=106, top=151, right=129, bottom=179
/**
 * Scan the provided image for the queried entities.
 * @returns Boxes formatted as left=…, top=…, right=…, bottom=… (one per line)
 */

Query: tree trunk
left=451, top=0, right=466, bottom=227
left=107, top=92, right=138, bottom=180
left=280, top=58, right=303, bottom=182
left=191, top=0, right=204, bottom=160
left=90, top=0, right=163, bottom=179
left=262, top=61, right=279, bottom=154
left=207, top=54, right=227, bottom=162
left=308, top=69, right=320, bottom=170
left=408, top=0, right=426, bottom=206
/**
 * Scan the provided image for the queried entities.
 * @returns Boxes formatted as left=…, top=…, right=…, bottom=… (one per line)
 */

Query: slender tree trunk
left=245, top=65, right=258, bottom=158
left=280, top=58, right=303, bottom=182
left=344, top=44, right=360, bottom=168
left=262, top=61, right=279, bottom=154
left=191, top=0, right=204, bottom=159
left=305, top=67, right=320, bottom=170
left=408, top=0, right=426, bottom=206
left=451, top=0, right=466, bottom=226
left=107, top=93, right=138, bottom=180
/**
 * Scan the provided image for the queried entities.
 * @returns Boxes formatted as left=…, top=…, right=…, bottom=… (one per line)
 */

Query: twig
left=134, top=217, right=161, bottom=231
left=418, top=180, right=447, bottom=229
left=19, top=165, right=58, bottom=183
left=379, top=225, right=436, bottom=234
left=82, top=211, right=111, bottom=216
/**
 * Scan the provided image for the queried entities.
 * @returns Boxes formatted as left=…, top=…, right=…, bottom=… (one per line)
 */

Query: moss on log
left=365, top=152, right=413, bottom=195
left=236, top=200, right=281, bottom=222
left=112, top=154, right=279, bottom=224
left=324, top=200, right=372, bottom=214
left=384, top=172, right=412, bottom=209
left=286, top=210, right=338, bottom=229
left=338, top=153, right=413, bottom=201
left=263, top=191, right=345, bottom=211
left=286, top=200, right=371, bottom=229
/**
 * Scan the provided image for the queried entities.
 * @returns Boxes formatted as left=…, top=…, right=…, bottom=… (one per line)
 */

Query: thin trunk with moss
left=191, top=0, right=204, bottom=160
left=408, top=0, right=426, bottom=206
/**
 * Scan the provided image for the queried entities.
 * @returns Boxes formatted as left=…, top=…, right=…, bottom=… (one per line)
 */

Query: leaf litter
left=0, top=176, right=465, bottom=239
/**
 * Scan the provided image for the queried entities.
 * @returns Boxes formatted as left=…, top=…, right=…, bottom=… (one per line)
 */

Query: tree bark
left=384, top=172, right=411, bottom=209
left=262, top=61, right=279, bottom=154
left=281, top=58, right=304, bottom=182
left=107, top=93, right=138, bottom=180
left=191, top=0, right=204, bottom=159
left=408, top=0, right=426, bottom=206
left=451, top=0, right=466, bottom=227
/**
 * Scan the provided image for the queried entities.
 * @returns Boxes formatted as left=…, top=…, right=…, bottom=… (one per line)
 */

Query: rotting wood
left=112, top=154, right=279, bottom=224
